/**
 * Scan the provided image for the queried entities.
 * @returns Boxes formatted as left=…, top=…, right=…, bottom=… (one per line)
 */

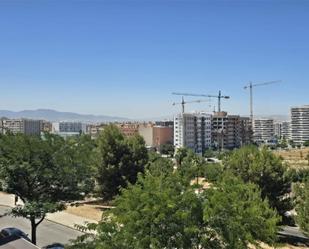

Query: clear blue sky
left=0, top=0, right=308, bottom=119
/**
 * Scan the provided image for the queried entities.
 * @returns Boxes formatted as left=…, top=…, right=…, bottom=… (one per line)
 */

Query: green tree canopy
left=146, top=152, right=174, bottom=177
left=224, top=146, right=292, bottom=217
left=203, top=163, right=223, bottom=183
left=159, top=143, right=174, bottom=156
left=174, top=147, right=190, bottom=167
left=69, top=163, right=279, bottom=249
left=303, top=140, right=309, bottom=147
left=0, top=133, right=95, bottom=244
left=70, top=172, right=204, bottom=249
left=176, top=150, right=206, bottom=184
left=294, top=179, right=309, bottom=235
left=203, top=173, right=279, bottom=249
left=95, top=125, right=148, bottom=201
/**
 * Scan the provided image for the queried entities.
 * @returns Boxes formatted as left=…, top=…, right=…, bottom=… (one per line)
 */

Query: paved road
left=279, top=226, right=309, bottom=245
left=280, top=226, right=308, bottom=239
left=0, top=206, right=83, bottom=248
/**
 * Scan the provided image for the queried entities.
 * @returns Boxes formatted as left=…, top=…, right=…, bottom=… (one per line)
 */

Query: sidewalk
left=0, top=192, right=97, bottom=230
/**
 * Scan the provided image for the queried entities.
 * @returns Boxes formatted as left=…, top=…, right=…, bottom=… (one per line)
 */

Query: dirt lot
left=64, top=200, right=113, bottom=222
left=65, top=204, right=103, bottom=221
left=275, top=148, right=309, bottom=169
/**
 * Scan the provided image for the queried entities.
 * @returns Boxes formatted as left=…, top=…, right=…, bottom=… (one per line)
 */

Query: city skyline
left=1, top=1, right=309, bottom=118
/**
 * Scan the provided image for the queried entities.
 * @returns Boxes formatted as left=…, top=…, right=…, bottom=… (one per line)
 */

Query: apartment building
left=86, top=123, right=106, bottom=139
left=153, top=126, right=173, bottom=148
left=116, top=123, right=139, bottom=137
left=240, top=117, right=253, bottom=146
left=274, top=121, right=291, bottom=140
left=291, top=105, right=309, bottom=144
left=59, top=122, right=85, bottom=133
left=274, top=122, right=282, bottom=139
left=253, top=119, right=275, bottom=143
left=2, top=119, right=41, bottom=135
left=174, top=112, right=212, bottom=154
left=138, top=123, right=154, bottom=147
left=138, top=123, right=173, bottom=148
left=212, top=112, right=252, bottom=149
left=155, top=121, right=174, bottom=127
left=281, top=121, right=291, bottom=140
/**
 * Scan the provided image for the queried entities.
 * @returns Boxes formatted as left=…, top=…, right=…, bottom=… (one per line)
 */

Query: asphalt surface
left=279, top=226, right=309, bottom=245
left=0, top=206, right=83, bottom=248
left=280, top=226, right=309, bottom=239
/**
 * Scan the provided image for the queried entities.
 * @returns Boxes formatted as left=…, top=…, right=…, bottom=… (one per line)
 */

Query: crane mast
left=244, top=80, right=282, bottom=128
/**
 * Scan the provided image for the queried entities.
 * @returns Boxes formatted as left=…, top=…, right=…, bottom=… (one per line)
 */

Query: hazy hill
left=0, top=109, right=130, bottom=123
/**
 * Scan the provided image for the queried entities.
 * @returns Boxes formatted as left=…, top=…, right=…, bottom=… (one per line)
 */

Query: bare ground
left=275, top=148, right=309, bottom=169
left=250, top=242, right=308, bottom=249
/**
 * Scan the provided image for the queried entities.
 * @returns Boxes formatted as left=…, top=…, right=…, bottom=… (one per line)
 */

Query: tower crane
left=244, top=80, right=282, bottom=127
left=172, top=97, right=211, bottom=113
left=172, top=91, right=230, bottom=112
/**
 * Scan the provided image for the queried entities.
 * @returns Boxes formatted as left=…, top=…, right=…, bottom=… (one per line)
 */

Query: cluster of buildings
left=174, top=111, right=252, bottom=154
left=0, top=119, right=47, bottom=135
left=0, top=118, right=174, bottom=150
left=88, top=121, right=174, bottom=149
left=253, top=105, right=309, bottom=145
left=1, top=104, right=308, bottom=154
left=174, top=104, right=309, bottom=154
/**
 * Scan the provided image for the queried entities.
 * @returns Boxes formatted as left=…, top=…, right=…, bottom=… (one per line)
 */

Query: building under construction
left=211, top=112, right=252, bottom=150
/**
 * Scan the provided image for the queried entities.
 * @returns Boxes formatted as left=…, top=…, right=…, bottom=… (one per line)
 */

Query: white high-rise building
left=274, top=122, right=282, bottom=139
left=291, top=105, right=309, bottom=144
left=281, top=121, right=291, bottom=140
left=53, top=121, right=86, bottom=138
left=274, top=121, right=291, bottom=140
left=253, top=119, right=275, bottom=143
left=174, top=112, right=212, bottom=154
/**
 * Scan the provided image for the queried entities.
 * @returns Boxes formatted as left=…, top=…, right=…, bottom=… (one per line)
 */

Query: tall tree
left=0, top=133, right=95, bottom=244
left=95, top=125, right=148, bottom=201
left=203, top=173, right=280, bottom=249
left=146, top=152, right=174, bottom=177
left=69, top=172, right=205, bottom=249
left=224, top=146, right=292, bottom=217
left=177, top=150, right=207, bottom=185
left=159, top=143, right=174, bottom=156
left=175, top=147, right=190, bottom=167
left=294, top=179, right=309, bottom=235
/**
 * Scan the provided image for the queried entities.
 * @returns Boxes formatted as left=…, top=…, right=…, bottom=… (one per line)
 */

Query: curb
left=0, top=204, right=87, bottom=233
left=44, top=217, right=87, bottom=234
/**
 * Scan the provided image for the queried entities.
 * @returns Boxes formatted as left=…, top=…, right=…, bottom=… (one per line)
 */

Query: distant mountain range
left=0, top=109, right=130, bottom=123
left=0, top=109, right=290, bottom=123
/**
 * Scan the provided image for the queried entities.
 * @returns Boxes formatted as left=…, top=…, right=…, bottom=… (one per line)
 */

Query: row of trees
left=70, top=169, right=280, bottom=249
left=69, top=145, right=309, bottom=248
left=0, top=125, right=308, bottom=247
left=0, top=125, right=148, bottom=244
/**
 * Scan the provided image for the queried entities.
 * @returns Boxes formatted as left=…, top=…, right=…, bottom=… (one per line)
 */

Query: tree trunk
left=30, top=216, right=37, bottom=245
